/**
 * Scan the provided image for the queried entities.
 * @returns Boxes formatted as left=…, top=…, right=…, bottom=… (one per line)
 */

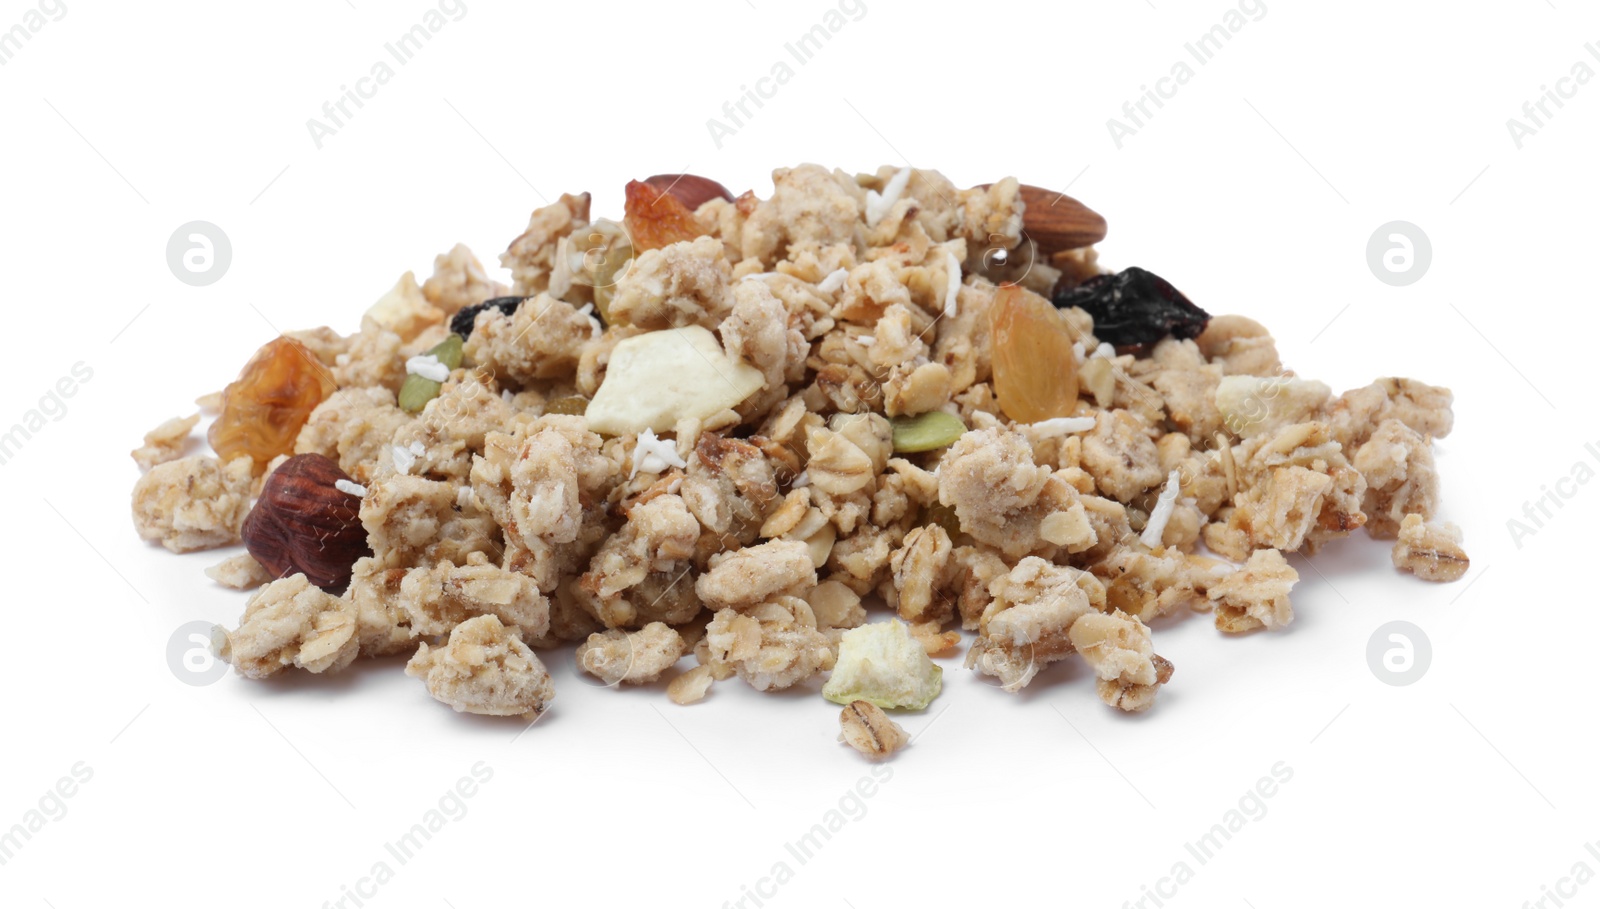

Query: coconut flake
left=791, top=470, right=810, bottom=489
left=1072, top=341, right=1086, bottom=363
left=943, top=249, right=961, bottom=319
left=405, top=354, right=450, bottom=382
left=864, top=167, right=912, bottom=227
left=1140, top=470, right=1182, bottom=549
left=392, top=440, right=427, bottom=475
left=335, top=479, right=368, bottom=498
left=817, top=268, right=850, bottom=294
left=1091, top=342, right=1115, bottom=360
left=577, top=302, right=603, bottom=339
left=1027, top=416, right=1097, bottom=436
left=392, top=445, right=417, bottom=475
left=740, top=272, right=778, bottom=282
left=630, top=428, right=689, bottom=479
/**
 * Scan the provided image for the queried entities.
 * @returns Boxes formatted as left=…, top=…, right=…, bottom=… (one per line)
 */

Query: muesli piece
left=1354, top=418, right=1439, bottom=540
left=701, top=597, right=834, bottom=691
left=422, top=243, right=508, bottom=315
left=966, top=557, right=1096, bottom=692
left=1392, top=514, right=1469, bottom=582
left=1068, top=610, right=1172, bottom=712
left=575, top=622, right=687, bottom=686
left=695, top=539, right=817, bottom=612
left=501, top=192, right=590, bottom=296
left=132, top=455, right=254, bottom=553
left=217, top=574, right=361, bottom=679
left=398, top=552, right=551, bottom=639
left=1207, top=549, right=1298, bottom=633
left=407, top=615, right=555, bottom=721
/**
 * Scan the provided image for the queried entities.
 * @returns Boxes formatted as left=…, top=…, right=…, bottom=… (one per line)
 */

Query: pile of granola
left=130, top=165, right=1466, bottom=757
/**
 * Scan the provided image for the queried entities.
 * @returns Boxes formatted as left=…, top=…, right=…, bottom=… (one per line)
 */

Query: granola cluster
left=129, top=164, right=1468, bottom=749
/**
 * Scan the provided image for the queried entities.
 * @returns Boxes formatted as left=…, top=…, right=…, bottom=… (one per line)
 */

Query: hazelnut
left=242, top=453, right=371, bottom=590
left=643, top=173, right=735, bottom=211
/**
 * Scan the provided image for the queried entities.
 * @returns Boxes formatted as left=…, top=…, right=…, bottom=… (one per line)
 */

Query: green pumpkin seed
left=399, top=334, right=465, bottom=413
left=890, top=411, right=966, bottom=453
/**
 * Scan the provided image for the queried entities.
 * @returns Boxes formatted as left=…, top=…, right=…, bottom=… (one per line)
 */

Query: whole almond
left=981, top=183, right=1107, bottom=254
left=643, top=173, right=735, bottom=212
left=242, top=453, right=370, bottom=590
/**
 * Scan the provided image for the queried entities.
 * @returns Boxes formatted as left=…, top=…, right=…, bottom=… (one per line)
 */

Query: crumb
left=1392, top=514, right=1469, bottom=582
left=131, top=413, right=200, bottom=471
left=205, top=552, right=275, bottom=589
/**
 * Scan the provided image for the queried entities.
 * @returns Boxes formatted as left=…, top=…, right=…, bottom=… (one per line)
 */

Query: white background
left=1, top=1, right=1595, bottom=907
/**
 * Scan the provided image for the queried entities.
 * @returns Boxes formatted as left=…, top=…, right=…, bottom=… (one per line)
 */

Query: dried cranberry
left=1052, top=267, right=1210, bottom=347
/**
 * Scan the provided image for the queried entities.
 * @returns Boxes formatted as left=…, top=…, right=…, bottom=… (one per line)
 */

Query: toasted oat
left=667, top=664, right=716, bottom=705
left=838, top=700, right=909, bottom=761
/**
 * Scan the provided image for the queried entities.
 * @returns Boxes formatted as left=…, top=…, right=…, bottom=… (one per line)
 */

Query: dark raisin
left=449, top=296, right=527, bottom=338
left=1051, top=267, right=1210, bottom=347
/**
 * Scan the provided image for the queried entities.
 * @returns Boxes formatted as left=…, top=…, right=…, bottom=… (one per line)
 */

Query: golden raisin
left=543, top=395, right=589, bottom=416
left=208, top=337, right=336, bottom=467
left=989, top=284, right=1079, bottom=423
left=623, top=179, right=705, bottom=252
left=923, top=502, right=962, bottom=538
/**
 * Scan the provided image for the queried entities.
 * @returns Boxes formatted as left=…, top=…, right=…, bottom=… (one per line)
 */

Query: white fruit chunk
left=585, top=326, right=764, bottom=435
